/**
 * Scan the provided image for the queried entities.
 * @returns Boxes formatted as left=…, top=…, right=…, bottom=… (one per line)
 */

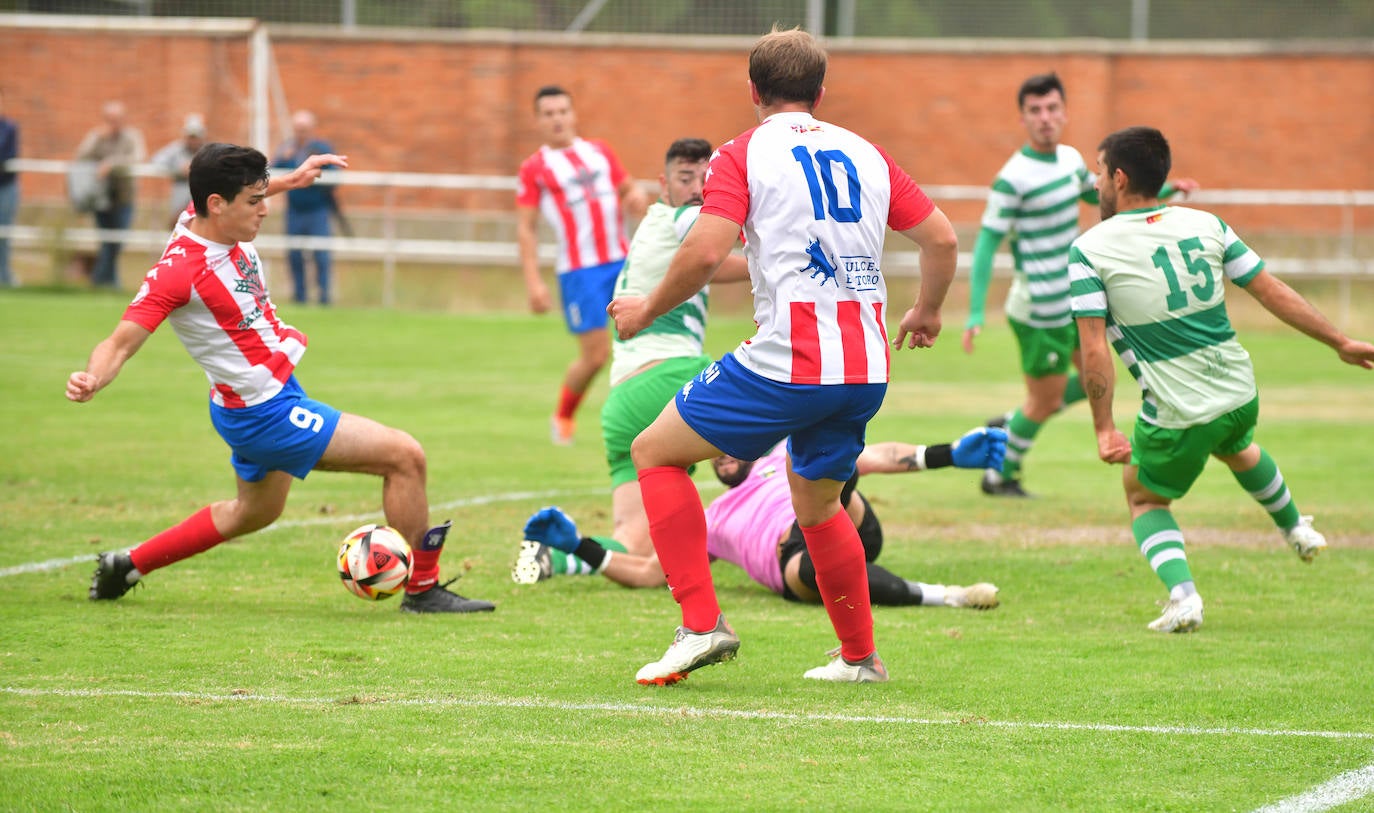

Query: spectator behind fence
left=273, top=110, right=338, bottom=305
left=151, top=113, right=207, bottom=228
left=73, top=100, right=145, bottom=290
left=0, top=87, right=18, bottom=287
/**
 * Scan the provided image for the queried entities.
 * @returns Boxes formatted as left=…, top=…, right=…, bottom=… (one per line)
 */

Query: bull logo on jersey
left=232, top=253, right=269, bottom=329
left=801, top=239, right=838, bottom=287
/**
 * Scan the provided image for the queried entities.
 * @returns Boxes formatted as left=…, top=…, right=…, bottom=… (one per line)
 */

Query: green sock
left=590, top=536, right=628, bottom=553
left=547, top=549, right=594, bottom=576
left=1132, top=509, right=1193, bottom=590
left=1231, top=448, right=1301, bottom=530
left=1060, top=374, right=1086, bottom=410
left=1001, top=410, right=1042, bottom=480
left=547, top=537, right=627, bottom=576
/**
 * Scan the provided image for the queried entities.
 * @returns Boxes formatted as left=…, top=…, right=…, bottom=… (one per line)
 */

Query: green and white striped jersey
left=981, top=144, right=1096, bottom=328
left=609, top=201, right=709, bottom=386
left=1069, top=205, right=1265, bottom=428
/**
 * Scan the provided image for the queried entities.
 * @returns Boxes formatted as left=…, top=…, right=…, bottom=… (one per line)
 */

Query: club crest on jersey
left=232, top=253, right=269, bottom=329
left=801, top=239, right=838, bottom=287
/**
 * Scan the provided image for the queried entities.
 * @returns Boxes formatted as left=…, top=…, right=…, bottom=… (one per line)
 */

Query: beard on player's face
left=712, top=456, right=756, bottom=488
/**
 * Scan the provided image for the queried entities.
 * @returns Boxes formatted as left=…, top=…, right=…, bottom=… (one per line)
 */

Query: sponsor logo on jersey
left=841, top=255, right=881, bottom=293
left=802, top=238, right=838, bottom=287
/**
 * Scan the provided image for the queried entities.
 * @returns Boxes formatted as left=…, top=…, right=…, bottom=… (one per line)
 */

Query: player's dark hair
left=534, top=85, right=570, bottom=108
left=1018, top=72, right=1066, bottom=108
left=1098, top=126, right=1172, bottom=199
left=189, top=142, right=269, bottom=217
left=749, top=26, right=826, bottom=107
left=664, top=137, right=712, bottom=165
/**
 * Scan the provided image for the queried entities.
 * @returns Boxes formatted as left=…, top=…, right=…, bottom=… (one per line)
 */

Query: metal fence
left=6, top=159, right=1371, bottom=320
left=4, top=0, right=1372, bottom=38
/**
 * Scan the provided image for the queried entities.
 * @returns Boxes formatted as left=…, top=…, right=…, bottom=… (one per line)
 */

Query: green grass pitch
left=1, top=288, right=1371, bottom=811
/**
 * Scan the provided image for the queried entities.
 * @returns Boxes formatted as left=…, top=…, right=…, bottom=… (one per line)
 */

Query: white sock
left=1170, top=581, right=1198, bottom=600
left=916, top=583, right=945, bottom=606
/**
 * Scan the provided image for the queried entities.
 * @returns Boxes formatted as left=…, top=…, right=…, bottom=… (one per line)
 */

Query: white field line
left=1250, top=763, right=1374, bottom=813
left=1, top=686, right=1372, bottom=742
left=0, top=487, right=601, bottom=579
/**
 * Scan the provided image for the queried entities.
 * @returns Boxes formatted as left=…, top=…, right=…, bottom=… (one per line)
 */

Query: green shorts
left=1009, top=318, right=1078, bottom=378
left=601, top=355, right=712, bottom=489
left=1131, top=396, right=1259, bottom=500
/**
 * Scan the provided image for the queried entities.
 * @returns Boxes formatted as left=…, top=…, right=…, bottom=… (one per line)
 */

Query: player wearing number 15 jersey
left=69, top=143, right=493, bottom=613
left=1070, top=126, right=1374, bottom=634
left=608, top=27, right=958, bottom=686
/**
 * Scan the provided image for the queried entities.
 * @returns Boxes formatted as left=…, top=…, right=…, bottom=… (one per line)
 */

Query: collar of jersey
left=1019, top=144, right=1059, bottom=162
left=1118, top=204, right=1168, bottom=216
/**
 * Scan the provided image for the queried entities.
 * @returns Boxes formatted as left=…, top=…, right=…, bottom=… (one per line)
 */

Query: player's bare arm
left=1075, top=316, right=1131, bottom=464
left=893, top=208, right=959, bottom=350
left=609, top=212, right=736, bottom=340
left=265, top=153, right=348, bottom=197
left=1244, top=270, right=1374, bottom=369
left=710, top=253, right=751, bottom=284
left=515, top=205, right=551, bottom=313
left=66, top=320, right=153, bottom=403
left=618, top=177, right=649, bottom=220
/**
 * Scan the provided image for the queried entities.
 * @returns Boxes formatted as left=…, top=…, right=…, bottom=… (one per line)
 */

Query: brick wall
left=3, top=19, right=1371, bottom=232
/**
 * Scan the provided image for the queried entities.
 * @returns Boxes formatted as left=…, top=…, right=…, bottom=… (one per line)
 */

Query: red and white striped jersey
left=123, top=210, right=307, bottom=408
left=516, top=137, right=631, bottom=273
left=702, top=111, right=935, bottom=385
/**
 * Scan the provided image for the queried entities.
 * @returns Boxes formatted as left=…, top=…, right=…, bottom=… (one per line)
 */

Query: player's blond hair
left=749, top=26, right=826, bottom=107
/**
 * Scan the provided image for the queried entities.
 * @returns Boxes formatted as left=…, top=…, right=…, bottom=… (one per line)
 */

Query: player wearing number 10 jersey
left=1070, top=126, right=1374, bottom=634
left=608, top=27, right=959, bottom=685
left=69, top=143, right=493, bottom=613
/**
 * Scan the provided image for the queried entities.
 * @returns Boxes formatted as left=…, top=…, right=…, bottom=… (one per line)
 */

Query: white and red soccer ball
left=337, top=524, right=413, bottom=600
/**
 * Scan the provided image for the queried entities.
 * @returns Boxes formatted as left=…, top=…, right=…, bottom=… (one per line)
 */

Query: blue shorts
left=209, top=376, right=342, bottom=482
left=675, top=353, right=887, bottom=482
left=558, top=260, right=623, bottom=334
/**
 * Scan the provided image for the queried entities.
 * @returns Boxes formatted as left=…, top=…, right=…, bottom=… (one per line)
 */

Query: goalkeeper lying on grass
left=515, top=427, right=1005, bottom=610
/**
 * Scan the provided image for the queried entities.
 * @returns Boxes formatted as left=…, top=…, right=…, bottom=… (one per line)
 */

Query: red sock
left=128, top=506, right=226, bottom=574
left=638, top=465, right=719, bottom=632
left=555, top=385, right=585, bottom=420
left=801, top=508, right=874, bottom=663
left=408, top=549, right=442, bottom=593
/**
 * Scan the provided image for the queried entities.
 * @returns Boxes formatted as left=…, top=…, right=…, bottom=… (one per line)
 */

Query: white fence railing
left=5, top=159, right=1371, bottom=311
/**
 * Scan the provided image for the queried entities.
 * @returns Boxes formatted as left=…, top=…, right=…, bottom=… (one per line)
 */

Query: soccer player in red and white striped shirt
left=516, top=86, right=647, bottom=446
left=609, top=28, right=959, bottom=685
left=69, top=143, right=493, bottom=614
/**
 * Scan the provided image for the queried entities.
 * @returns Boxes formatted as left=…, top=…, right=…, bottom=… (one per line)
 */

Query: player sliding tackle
left=519, top=427, right=1007, bottom=612
left=69, top=144, right=493, bottom=614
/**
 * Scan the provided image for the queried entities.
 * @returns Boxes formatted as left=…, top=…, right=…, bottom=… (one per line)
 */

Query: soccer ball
left=337, top=524, right=413, bottom=600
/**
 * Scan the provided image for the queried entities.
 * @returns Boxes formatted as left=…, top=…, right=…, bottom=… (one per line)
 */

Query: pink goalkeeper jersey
left=516, top=137, right=631, bottom=273
left=702, top=111, right=934, bottom=385
left=705, top=444, right=794, bottom=594
left=122, top=208, right=307, bottom=408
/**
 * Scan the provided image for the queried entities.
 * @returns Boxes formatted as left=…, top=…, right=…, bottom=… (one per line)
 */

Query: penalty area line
left=2, top=686, right=1373, bottom=742
left=0, top=487, right=601, bottom=579
left=1250, top=762, right=1374, bottom=813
